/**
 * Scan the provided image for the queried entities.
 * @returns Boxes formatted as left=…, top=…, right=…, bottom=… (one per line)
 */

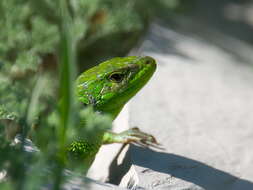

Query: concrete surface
left=87, top=104, right=130, bottom=182
left=120, top=21, right=253, bottom=190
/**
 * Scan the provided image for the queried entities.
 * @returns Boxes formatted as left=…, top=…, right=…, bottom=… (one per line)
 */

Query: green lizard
left=68, top=56, right=157, bottom=167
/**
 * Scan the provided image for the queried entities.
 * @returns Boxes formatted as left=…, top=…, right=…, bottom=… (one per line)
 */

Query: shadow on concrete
left=107, top=144, right=132, bottom=185
left=176, top=0, right=253, bottom=65
left=135, top=23, right=197, bottom=63
left=187, top=0, right=253, bottom=44
left=130, top=145, right=253, bottom=190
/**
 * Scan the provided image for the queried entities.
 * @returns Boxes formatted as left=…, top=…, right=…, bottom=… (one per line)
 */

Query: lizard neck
left=96, top=105, right=124, bottom=121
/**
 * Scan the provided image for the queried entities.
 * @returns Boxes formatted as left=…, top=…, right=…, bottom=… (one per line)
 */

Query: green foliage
left=0, top=0, right=181, bottom=127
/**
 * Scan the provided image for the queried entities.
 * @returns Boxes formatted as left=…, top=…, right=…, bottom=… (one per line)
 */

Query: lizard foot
left=103, top=127, right=161, bottom=149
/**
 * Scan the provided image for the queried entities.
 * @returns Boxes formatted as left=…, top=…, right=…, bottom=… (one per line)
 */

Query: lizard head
left=76, top=56, right=156, bottom=119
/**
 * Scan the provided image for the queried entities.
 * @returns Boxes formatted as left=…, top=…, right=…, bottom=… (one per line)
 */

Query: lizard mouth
left=140, top=56, right=157, bottom=76
left=124, top=56, right=156, bottom=98
left=134, top=56, right=156, bottom=84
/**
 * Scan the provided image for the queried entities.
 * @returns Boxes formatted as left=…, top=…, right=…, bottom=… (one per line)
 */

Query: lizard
left=68, top=56, right=158, bottom=168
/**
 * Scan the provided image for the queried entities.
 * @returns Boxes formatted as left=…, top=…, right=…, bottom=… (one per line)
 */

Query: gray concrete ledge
left=123, top=21, right=253, bottom=190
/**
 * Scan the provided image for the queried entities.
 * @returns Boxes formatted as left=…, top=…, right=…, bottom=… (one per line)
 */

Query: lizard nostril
left=145, top=60, right=151, bottom=65
left=144, top=56, right=155, bottom=65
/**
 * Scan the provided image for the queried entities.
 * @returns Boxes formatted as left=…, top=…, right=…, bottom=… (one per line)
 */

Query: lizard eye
left=109, top=72, right=124, bottom=83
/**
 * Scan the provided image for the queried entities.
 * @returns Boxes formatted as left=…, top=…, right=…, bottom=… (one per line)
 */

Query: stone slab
left=123, top=22, right=253, bottom=190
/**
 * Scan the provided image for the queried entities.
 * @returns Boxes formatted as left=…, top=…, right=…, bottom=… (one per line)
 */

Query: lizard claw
left=118, top=127, right=162, bottom=149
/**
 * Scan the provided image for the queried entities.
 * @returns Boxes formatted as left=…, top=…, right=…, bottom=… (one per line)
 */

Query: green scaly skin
left=68, top=56, right=157, bottom=167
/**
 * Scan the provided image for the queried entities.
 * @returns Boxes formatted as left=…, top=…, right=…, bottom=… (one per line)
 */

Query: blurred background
left=0, top=0, right=253, bottom=189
